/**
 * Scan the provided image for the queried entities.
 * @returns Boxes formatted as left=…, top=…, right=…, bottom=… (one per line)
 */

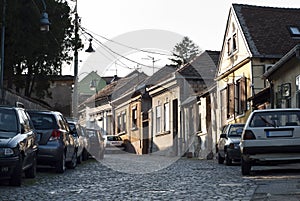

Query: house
left=145, top=65, right=180, bottom=156
left=263, top=44, right=300, bottom=108
left=216, top=4, right=300, bottom=133
left=111, top=70, right=148, bottom=154
left=77, top=71, right=107, bottom=104
left=78, top=81, right=118, bottom=134
left=178, top=50, right=220, bottom=159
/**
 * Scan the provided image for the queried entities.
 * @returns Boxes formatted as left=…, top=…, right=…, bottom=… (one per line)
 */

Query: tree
left=0, top=0, right=81, bottom=98
left=171, top=36, right=201, bottom=66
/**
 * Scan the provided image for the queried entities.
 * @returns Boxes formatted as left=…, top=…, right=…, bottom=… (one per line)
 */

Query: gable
left=217, top=6, right=252, bottom=78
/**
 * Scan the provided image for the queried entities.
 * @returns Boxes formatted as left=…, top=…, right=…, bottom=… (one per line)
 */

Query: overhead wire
left=80, top=27, right=162, bottom=70
left=81, top=27, right=174, bottom=57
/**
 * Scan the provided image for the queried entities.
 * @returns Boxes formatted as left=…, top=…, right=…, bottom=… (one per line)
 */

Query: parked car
left=67, top=120, right=89, bottom=163
left=217, top=123, right=245, bottom=165
left=28, top=110, right=77, bottom=173
left=105, top=135, right=124, bottom=148
left=85, top=128, right=105, bottom=160
left=240, top=108, right=300, bottom=175
left=104, top=135, right=125, bottom=154
left=0, top=105, right=38, bottom=186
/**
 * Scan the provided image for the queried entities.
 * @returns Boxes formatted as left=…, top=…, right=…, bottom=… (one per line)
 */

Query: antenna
left=142, top=55, right=160, bottom=74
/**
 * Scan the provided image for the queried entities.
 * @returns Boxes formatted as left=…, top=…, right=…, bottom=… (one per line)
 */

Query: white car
left=240, top=108, right=300, bottom=175
left=105, top=135, right=124, bottom=148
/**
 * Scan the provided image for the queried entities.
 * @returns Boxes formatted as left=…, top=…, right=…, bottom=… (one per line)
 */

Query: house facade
left=216, top=4, right=300, bottom=134
left=263, top=44, right=300, bottom=109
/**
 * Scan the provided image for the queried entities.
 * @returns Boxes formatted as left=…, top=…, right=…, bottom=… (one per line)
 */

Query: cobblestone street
left=0, top=154, right=256, bottom=201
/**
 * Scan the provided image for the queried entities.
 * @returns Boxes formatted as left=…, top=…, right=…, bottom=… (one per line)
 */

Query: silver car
left=240, top=108, right=300, bottom=175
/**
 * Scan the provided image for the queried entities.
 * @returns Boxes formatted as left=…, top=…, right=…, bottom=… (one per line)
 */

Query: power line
left=80, top=29, right=162, bottom=70
left=80, top=26, right=174, bottom=57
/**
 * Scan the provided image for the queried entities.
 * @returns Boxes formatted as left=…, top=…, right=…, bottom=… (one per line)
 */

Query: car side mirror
left=220, top=134, right=227, bottom=139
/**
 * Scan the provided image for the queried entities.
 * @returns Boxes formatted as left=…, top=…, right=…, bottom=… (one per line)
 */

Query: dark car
left=0, top=105, right=38, bottom=186
left=217, top=123, right=245, bottom=165
left=67, top=120, right=89, bottom=163
left=28, top=110, right=77, bottom=173
left=85, top=128, right=105, bottom=160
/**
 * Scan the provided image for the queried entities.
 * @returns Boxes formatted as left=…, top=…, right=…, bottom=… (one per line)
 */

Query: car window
left=228, top=125, right=244, bottom=136
left=18, top=110, right=32, bottom=133
left=250, top=111, right=300, bottom=127
left=29, top=113, right=57, bottom=130
left=0, top=108, right=18, bottom=133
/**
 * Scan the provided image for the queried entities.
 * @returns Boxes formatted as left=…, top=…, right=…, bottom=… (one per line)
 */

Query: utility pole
left=73, top=0, right=79, bottom=118
left=0, top=0, right=6, bottom=103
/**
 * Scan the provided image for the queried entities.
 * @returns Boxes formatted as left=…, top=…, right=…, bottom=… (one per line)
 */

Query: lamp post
left=73, top=0, right=79, bottom=118
left=0, top=0, right=50, bottom=103
left=72, top=0, right=95, bottom=118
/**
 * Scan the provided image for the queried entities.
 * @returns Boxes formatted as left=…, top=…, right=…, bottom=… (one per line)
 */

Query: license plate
left=266, top=130, right=293, bottom=137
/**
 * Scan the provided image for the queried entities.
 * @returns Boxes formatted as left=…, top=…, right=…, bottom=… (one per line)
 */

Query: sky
left=64, top=0, right=300, bottom=77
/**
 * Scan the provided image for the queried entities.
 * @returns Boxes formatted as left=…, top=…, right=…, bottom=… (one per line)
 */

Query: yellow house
left=216, top=4, right=300, bottom=130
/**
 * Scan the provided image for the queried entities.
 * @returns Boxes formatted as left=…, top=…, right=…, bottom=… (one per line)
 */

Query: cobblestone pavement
left=0, top=154, right=257, bottom=201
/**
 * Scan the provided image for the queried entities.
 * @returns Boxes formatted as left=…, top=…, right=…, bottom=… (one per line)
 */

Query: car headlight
left=0, top=148, right=14, bottom=156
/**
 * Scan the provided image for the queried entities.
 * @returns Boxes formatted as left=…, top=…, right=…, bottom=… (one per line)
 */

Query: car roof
left=252, top=108, right=300, bottom=113
left=27, top=110, right=63, bottom=115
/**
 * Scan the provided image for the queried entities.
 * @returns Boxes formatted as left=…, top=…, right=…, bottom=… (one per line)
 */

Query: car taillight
left=50, top=129, right=61, bottom=140
left=243, top=130, right=256, bottom=140
left=229, top=143, right=235, bottom=149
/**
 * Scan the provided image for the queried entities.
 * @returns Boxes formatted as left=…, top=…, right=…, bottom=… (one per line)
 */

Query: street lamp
left=0, top=0, right=50, bottom=103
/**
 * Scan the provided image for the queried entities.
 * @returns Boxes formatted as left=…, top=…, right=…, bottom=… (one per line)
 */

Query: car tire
left=25, top=154, right=37, bottom=178
left=9, top=155, right=23, bottom=186
left=241, top=157, right=251, bottom=175
left=218, top=153, right=224, bottom=164
left=77, top=153, right=82, bottom=164
left=67, top=151, right=77, bottom=169
left=56, top=153, right=66, bottom=174
left=82, top=149, right=89, bottom=161
left=225, top=152, right=232, bottom=166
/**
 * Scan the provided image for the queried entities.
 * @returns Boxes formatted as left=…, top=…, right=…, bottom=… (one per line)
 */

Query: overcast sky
left=65, top=0, right=300, bottom=77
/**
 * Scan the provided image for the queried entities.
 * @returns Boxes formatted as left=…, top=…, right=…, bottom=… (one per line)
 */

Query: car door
left=17, top=109, right=37, bottom=167
left=218, top=125, right=229, bottom=156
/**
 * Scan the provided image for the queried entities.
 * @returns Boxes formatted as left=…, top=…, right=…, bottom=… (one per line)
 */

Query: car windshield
left=250, top=110, right=300, bottom=127
left=228, top=125, right=244, bottom=137
left=0, top=108, right=18, bottom=133
left=29, top=113, right=56, bottom=130
left=107, top=136, right=122, bottom=141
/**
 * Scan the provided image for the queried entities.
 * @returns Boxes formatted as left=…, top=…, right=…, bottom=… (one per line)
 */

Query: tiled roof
left=178, top=50, right=220, bottom=90
left=233, top=4, right=300, bottom=58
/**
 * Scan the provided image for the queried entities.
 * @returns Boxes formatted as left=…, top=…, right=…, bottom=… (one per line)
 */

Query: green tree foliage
left=171, top=36, right=200, bottom=66
left=0, top=0, right=81, bottom=98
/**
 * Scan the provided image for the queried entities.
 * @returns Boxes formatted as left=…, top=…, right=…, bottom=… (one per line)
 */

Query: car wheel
left=225, top=152, right=232, bottom=166
left=25, top=153, right=37, bottom=178
left=218, top=153, right=224, bottom=164
left=56, top=153, right=66, bottom=174
left=67, top=151, right=77, bottom=169
left=241, top=157, right=251, bottom=175
left=9, top=155, right=23, bottom=186
left=77, top=153, right=82, bottom=164
left=82, top=149, right=89, bottom=161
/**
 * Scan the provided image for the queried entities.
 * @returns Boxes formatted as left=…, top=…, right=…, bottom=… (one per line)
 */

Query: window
left=131, top=106, right=137, bottom=129
left=235, top=77, right=246, bottom=115
left=227, top=83, right=235, bottom=119
left=117, top=111, right=126, bottom=133
left=156, top=105, right=161, bottom=133
left=164, top=102, right=170, bottom=132
left=227, top=31, right=238, bottom=56
left=289, top=26, right=300, bottom=37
